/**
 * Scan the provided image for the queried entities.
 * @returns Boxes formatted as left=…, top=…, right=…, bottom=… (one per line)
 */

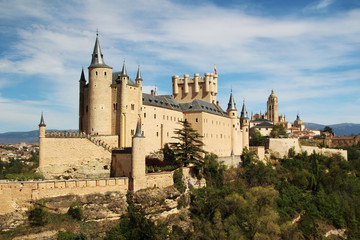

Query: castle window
left=142, top=131, right=144, bottom=135
left=144, top=113, right=146, bottom=118
left=232, top=113, right=235, bottom=116
left=96, top=71, right=98, bottom=76
left=167, top=132, right=169, bottom=137
left=131, top=129, right=134, bottom=135
left=154, top=114, right=156, bottom=119
left=104, top=72, right=106, bottom=76
left=195, top=118, right=198, bottom=122
left=167, top=116, right=169, bottom=120
left=156, top=132, right=159, bottom=137
left=131, top=104, right=135, bottom=110
left=171, top=116, right=173, bottom=121
left=233, top=124, right=235, bottom=128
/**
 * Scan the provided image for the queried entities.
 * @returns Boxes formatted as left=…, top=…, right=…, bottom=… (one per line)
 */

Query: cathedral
left=78, top=34, right=249, bottom=157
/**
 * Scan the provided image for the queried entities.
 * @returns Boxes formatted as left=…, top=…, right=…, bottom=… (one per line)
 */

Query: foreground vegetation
left=106, top=144, right=360, bottom=239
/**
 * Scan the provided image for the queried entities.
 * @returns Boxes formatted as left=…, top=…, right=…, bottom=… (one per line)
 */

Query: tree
left=170, top=120, right=206, bottom=167
left=105, top=194, right=168, bottom=240
left=250, top=129, right=266, bottom=146
left=323, top=126, right=334, bottom=135
left=270, top=124, right=288, bottom=138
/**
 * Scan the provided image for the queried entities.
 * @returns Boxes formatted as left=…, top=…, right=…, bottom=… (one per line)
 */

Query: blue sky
left=0, top=0, right=360, bottom=133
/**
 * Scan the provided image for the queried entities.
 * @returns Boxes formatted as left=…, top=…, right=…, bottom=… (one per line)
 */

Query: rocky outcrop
left=133, top=186, right=181, bottom=221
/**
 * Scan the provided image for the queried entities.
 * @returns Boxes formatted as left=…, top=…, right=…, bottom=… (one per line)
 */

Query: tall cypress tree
left=170, top=120, right=206, bottom=167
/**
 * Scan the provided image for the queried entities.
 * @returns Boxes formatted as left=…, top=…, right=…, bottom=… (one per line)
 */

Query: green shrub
left=28, top=203, right=48, bottom=226
left=67, top=202, right=83, bottom=221
left=57, top=231, right=88, bottom=240
left=177, top=194, right=187, bottom=209
left=173, top=168, right=185, bottom=193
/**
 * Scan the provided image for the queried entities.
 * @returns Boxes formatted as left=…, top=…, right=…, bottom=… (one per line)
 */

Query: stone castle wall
left=0, top=178, right=128, bottom=215
left=267, top=138, right=348, bottom=160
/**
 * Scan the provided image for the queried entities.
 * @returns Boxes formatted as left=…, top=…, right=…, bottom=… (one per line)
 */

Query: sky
left=0, top=0, right=359, bottom=133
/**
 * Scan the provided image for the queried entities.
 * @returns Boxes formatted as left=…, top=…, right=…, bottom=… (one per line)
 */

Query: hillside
left=305, top=123, right=360, bottom=136
left=0, top=130, right=39, bottom=144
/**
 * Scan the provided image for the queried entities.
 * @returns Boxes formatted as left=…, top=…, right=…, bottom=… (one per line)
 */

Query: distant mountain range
left=0, top=123, right=359, bottom=144
left=305, top=123, right=360, bottom=136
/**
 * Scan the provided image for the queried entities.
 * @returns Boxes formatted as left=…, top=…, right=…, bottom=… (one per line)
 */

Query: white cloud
left=0, top=0, right=359, bottom=132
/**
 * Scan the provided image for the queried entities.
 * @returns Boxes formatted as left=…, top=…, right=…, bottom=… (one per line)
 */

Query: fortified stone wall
left=249, top=146, right=265, bottom=162
left=267, top=138, right=348, bottom=160
left=0, top=178, right=128, bottom=215
left=302, top=146, right=348, bottom=160
left=267, top=138, right=302, bottom=157
left=146, top=172, right=174, bottom=189
left=39, top=132, right=113, bottom=179
left=217, top=155, right=242, bottom=167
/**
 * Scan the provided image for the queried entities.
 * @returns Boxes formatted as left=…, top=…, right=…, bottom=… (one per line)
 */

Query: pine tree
left=170, top=120, right=206, bottom=167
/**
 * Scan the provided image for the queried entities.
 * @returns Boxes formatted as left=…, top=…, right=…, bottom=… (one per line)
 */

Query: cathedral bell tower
left=267, top=90, right=279, bottom=124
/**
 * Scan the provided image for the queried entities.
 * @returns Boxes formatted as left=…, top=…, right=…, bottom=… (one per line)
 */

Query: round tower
left=135, top=65, right=143, bottom=120
left=79, top=68, right=86, bottom=132
left=227, top=90, right=238, bottom=155
left=120, top=61, right=129, bottom=147
left=131, top=121, right=146, bottom=191
left=88, top=33, right=113, bottom=135
left=38, top=113, right=46, bottom=168
left=267, top=90, right=279, bottom=124
left=240, top=100, right=250, bottom=149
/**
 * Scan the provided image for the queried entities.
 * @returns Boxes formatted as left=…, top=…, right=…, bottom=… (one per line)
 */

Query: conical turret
left=89, top=33, right=108, bottom=68
left=136, top=65, right=142, bottom=81
left=121, top=61, right=128, bottom=77
left=227, top=90, right=237, bottom=112
left=133, top=120, right=144, bottom=138
left=80, top=67, right=86, bottom=82
left=240, top=100, right=248, bottom=119
left=39, top=112, right=46, bottom=127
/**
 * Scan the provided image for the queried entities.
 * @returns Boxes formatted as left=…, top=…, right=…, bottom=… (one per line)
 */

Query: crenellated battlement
left=172, top=73, right=218, bottom=104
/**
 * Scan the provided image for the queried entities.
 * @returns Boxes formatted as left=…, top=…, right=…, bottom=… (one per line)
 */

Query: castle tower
left=79, top=68, right=86, bottom=132
left=131, top=121, right=146, bottom=191
left=135, top=65, right=143, bottom=120
left=227, top=90, right=239, bottom=155
left=88, top=33, right=113, bottom=135
left=240, top=100, right=249, bottom=149
left=38, top=113, right=46, bottom=168
left=266, top=90, right=279, bottom=124
left=119, top=61, right=129, bottom=147
left=172, top=72, right=218, bottom=104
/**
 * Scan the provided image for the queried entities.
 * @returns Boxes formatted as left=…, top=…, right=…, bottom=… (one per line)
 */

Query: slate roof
left=179, top=99, right=227, bottom=116
left=251, top=119, right=272, bottom=123
left=142, top=94, right=182, bottom=111
left=254, top=121, right=274, bottom=128
left=112, top=72, right=137, bottom=86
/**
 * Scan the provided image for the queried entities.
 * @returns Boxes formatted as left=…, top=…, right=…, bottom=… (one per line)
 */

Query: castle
left=37, top=34, right=249, bottom=180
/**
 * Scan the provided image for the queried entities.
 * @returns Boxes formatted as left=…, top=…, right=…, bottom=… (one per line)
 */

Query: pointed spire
left=227, top=90, right=237, bottom=111
left=133, top=120, right=144, bottom=137
left=39, top=112, right=46, bottom=127
left=121, top=60, right=128, bottom=77
left=296, top=112, right=301, bottom=121
left=241, top=100, right=248, bottom=118
left=89, top=32, right=108, bottom=68
left=80, top=67, right=86, bottom=82
left=136, top=65, right=142, bottom=81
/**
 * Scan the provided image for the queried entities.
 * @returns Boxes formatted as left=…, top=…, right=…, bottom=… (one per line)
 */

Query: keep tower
left=87, top=33, right=113, bottom=135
